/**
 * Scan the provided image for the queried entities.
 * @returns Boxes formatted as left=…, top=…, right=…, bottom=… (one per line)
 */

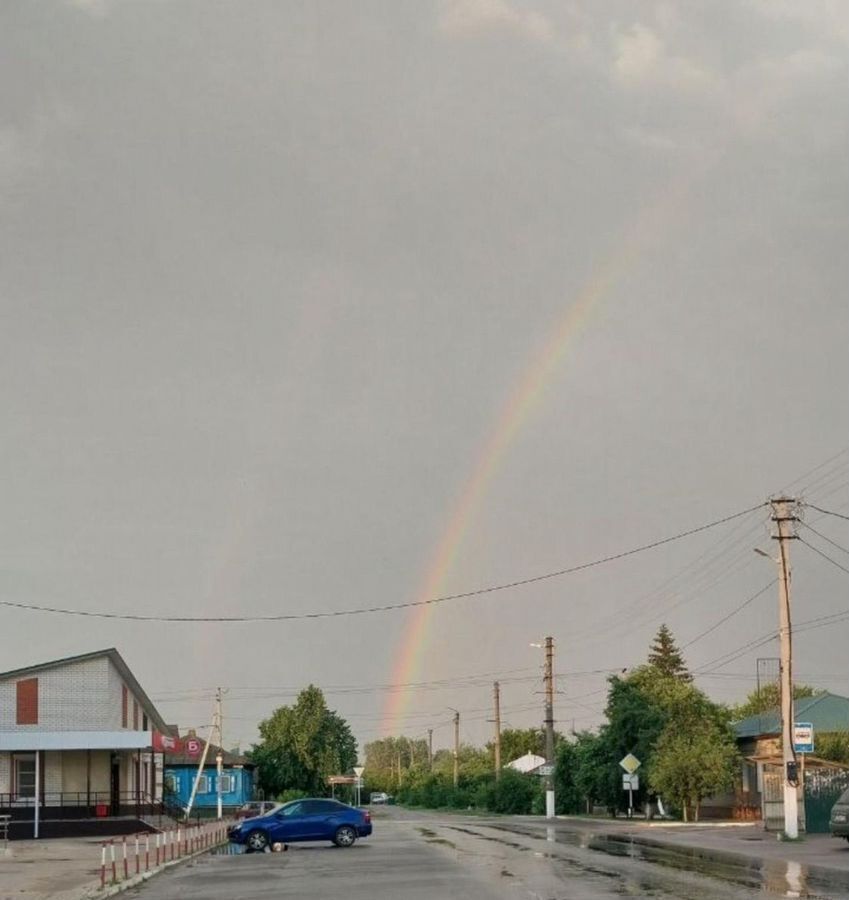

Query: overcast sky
left=1, top=1, right=847, bottom=754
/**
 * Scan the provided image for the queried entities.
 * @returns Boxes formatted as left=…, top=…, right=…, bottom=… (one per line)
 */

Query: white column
left=34, top=751, right=40, bottom=840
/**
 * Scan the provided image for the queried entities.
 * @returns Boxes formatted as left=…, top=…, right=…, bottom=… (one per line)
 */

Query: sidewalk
left=557, top=815, right=849, bottom=872
left=0, top=837, right=104, bottom=900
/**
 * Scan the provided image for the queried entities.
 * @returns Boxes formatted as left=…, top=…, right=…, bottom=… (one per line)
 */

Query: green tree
left=487, top=728, right=545, bottom=766
left=250, top=685, right=357, bottom=797
left=650, top=696, right=738, bottom=821
left=816, top=731, right=849, bottom=765
left=647, top=624, right=691, bottom=681
left=730, top=682, right=820, bottom=721
left=363, top=736, right=428, bottom=789
left=432, top=744, right=490, bottom=780
left=553, top=740, right=582, bottom=814
left=572, top=731, right=614, bottom=813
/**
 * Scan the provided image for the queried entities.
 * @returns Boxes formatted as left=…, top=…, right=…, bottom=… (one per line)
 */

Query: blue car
left=228, top=798, right=372, bottom=850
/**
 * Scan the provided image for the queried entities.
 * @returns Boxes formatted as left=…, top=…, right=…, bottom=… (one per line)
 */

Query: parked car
left=228, top=798, right=372, bottom=850
left=369, top=792, right=390, bottom=805
left=235, top=801, right=279, bottom=819
left=831, top=787, right=849, bottom=842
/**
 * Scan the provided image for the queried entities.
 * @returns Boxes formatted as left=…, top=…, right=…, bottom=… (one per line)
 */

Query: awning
left=0, top=731, right=153, bottom=751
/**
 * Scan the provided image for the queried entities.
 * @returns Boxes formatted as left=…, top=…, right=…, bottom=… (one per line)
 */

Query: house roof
left=164, top=742, right=252, bottom=768
left=505, top=752, right=546, bottom=774
left=0, top=647, right=171, bottom=734
left=733, top=692, right=849, bottom=739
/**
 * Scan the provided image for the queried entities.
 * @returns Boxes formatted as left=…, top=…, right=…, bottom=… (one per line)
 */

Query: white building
left=0, top=648, right=171, bottom=838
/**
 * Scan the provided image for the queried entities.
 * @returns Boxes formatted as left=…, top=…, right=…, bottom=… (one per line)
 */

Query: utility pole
left=409, top=740, right=415, bottom=770
left=186, top=690, right=223, bottom=819
left=215, top=688, right=223, bottom=821
left=772, top=497, right=800, bottom=839
left=449, top=708, right=460, bottom=789
left=493, top=681, right=502, bottom=782
left=427, top=729, right=433, bottom=771
left=544, top=636, right=555, bottom=820
left=396, top=750, right=402, bottom=786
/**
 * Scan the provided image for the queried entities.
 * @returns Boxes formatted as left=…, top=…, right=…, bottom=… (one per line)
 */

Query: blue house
left=163, top=738, right=254, bottom=811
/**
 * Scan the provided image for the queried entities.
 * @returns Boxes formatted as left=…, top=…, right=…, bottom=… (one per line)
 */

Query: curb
left=93, top=841, right=226, bottom=898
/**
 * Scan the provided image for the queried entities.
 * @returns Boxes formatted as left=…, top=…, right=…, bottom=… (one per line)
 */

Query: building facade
left=164, top=740, right=254, bottom=811
left=0, top=648, right=172, bottom=838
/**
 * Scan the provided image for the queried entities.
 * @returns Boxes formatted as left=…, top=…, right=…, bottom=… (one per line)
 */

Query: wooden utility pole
left=772, top=497, right=800, bottom=839
left=427, top=729, right=433, bottom=771
left=493, top=681, right=502, bottom=781
left=543, top=637, right=555, bottom=819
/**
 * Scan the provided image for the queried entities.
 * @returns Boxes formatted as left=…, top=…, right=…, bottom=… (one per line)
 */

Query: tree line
left=246, top=626, right=848, bottom=816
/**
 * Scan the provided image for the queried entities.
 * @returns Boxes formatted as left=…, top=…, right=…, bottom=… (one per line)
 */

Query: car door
left=299, top=800, right=341, bottom=839
left=267, top=801, right=309, bottom=842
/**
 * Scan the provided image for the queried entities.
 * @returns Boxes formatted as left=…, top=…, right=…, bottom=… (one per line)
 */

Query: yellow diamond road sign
left=619, top=753, right=641, bottom=775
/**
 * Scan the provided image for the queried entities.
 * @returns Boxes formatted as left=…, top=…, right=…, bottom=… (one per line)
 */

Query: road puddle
left=447, top=823, right=849, bottom=899
left=208, top=843, right=248, bottom=855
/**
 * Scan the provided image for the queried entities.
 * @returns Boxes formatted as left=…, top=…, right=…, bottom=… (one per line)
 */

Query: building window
left=142, top=713, right=149, bottom=730
left=194, top=775, right=209, bottom=794
left=16, top=678, right=39, bottom=725
left=164, top=773, right=179, bottom=794
left=218, top=774, right=234, bottom=794
left=14, top=754, right=36, bottom=798
left=133, top=699, right=139, bottom=730
left=122, top=684, right=128, bottom=728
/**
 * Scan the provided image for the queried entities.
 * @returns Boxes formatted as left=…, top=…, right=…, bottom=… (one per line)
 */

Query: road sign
left=353, top=766, right=365, bottom=778
left=619, top=753, right=641, bottom=774
left=536, top=764, right=554, bottom=777
left=622, top=774, right=639, bottom=790
left=793, top=723, right=814, bottom=754
left=185, top=738, right=202, bottom=757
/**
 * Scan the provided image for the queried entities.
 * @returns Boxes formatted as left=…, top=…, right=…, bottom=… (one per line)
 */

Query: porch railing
left=0, top=791, right=196, bottom=823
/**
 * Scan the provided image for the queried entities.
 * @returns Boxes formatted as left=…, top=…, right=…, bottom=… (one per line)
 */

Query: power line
left=0, top=502, right=765, bottom=624
left=681, top=580, right=775, bottom=650
left=798, top=537, right=849, bottom=576
left=800, top=523, right=849, bottom=556
left=783, top=447, right=848, bottom=494
left=806, top=504, right=849, bottom=523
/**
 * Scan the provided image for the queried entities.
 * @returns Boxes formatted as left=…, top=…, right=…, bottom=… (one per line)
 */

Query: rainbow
left=380, top=165, right=703, bottom=735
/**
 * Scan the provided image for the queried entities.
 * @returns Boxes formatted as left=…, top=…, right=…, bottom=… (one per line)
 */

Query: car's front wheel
left=246, top=829, right=269, bottom=852
left=333, top=825, right=357, bottom=847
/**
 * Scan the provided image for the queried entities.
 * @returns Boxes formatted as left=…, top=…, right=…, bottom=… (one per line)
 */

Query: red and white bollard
left=145, top=833, right=150, bottom=871
left=135, top=834, right=140, bottom=874
left=100, top=842, right=107, bottom=888
left=122, top=835, right=129, bottom=880
left=110, top=840, right=117, bottom=884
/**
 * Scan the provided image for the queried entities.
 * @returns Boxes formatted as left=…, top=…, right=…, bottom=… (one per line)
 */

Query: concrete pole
left=427, top=729, right=433, bottom=771
left=452, top=710, right=460, bottom=789
left=773, top=498, right=800, bottom=839
left=544, top=636, right=556, bottom=819
left=493, top=682, right=502, bottom=782
left=216, top=688, right=223, bottom=821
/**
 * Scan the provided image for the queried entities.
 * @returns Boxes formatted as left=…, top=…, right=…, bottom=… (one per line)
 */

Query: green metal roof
left=733, top=692, right=849, bottom=739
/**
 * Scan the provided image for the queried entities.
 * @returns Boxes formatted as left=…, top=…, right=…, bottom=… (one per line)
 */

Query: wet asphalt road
left=129, top=807, right=849, bottom=900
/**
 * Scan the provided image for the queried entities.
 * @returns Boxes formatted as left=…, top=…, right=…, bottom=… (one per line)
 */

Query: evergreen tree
left=647, top=624, right=691, bottom=681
